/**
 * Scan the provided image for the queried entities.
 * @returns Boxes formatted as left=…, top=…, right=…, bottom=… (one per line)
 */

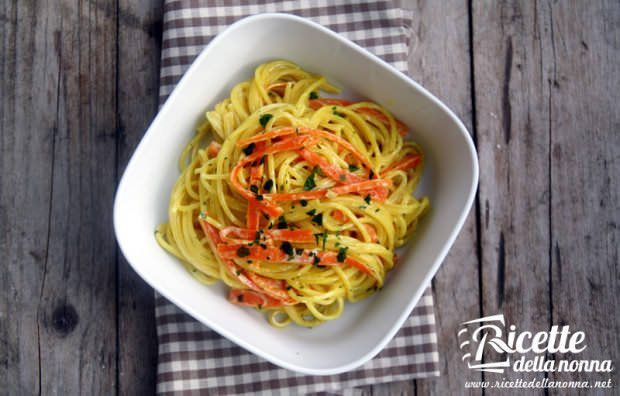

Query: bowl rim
left=114, top=12, right=479, bottom=375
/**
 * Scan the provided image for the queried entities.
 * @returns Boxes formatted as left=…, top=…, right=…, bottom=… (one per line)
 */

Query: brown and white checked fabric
left=156, top=1, right=440, bottom=394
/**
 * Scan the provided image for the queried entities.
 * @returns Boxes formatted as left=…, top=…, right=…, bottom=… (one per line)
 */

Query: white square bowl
left=114, top=13, right=478, bottom=375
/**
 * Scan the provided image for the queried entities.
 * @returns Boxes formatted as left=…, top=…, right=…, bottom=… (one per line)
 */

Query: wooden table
left=1, top=1, right=618, bottom=394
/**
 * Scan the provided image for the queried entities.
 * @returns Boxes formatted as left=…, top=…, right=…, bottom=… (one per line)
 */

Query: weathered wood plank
left=31, top=1, right=118, bottom=394
left=116, top=0, right=163, bottom=394
left=473, top=0, right=552, bottom=393
left=546, top=0, right=619, bottom=392
left=0, top=1, right=59, bottom=393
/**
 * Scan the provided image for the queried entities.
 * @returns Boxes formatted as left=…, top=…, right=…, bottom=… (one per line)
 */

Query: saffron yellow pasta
left=156, top=60, right=429, bottom=327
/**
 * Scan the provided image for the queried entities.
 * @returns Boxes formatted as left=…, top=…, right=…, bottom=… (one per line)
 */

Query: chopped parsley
left=333, top=110, right=346, bottom=118
left=250, top=185, right=259, bottom=194
left=300, top=199, right=308, bottom=207
left=236, top=246, right=251, bottom=258
left=304, top=173, right=316, bottom=190
left=313, top=255, right=321, bottom=265
left=311, top=213, right=323, bottom=226
left=337, top=247, right=348, bottom=262
left=259, top=114, right=273, bottom=128
left=255, top=194, right=264, bottom=201
left=280, top=241, right=294, bottom=256
left=306, top=209, right=316, bottom=216
left=277, top=216, right=288, bottom=229
left=369, top=169, right=375, bottom=179
left=364, top=195, right=371, bottom=204
left=259, top=155, right=267, bottom=165
left=242, top=143, right=256, bottom=156
left=295, top=248, right=304, bottom=255
left=304, top=166, right=321, bottom=190
left=309, top=91, right=319, bottom=100
left=316, top=233, right=327, bottom=250
left=263, top=179, right=274, bottom=191
left=348, top=164, right=359, bottom=172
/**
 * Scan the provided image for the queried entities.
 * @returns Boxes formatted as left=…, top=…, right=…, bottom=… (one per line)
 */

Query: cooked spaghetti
left=156, top=60, right=429, bottom=327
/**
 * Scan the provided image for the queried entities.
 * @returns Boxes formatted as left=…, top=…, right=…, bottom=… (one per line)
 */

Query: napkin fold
left=156, top=1, right=440, bottom=394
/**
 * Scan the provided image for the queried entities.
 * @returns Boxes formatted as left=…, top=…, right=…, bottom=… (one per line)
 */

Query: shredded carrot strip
left=246, top=143, right=265, bottom=229
left=332, top=210, right=348, bottom=223
left=207, top=141, right=221, bottom=158
left=245, top=272, right=296, bottom=304
left=267, top=229, right=315, bottom=243
left=201, top=217, right=296, bottom=304
left=220, top=227, right=258, bottom=242
left=217, top=244, right=374, bottom=276
left=341, top=256, right=374, bottom=276
left=381, top=154, right=421, bottom=176
left=297, top=148, right=365, bottom=185
left=264, top=190, right=325, bottom=202
left=237, top=127, right=373, bottom=171
left=199, top=218, right=263, bottom=291
left=297, top=127, right=373, bottom=170
left=267, top=82, right=287, bottom=96
left=330, top=179, right=391, bottom=199
left=308, top=99, right=353, bottom=109
left=363, top=224, right=378, bottom=243
left=218, top=244, right=287, bottom=262
left=230, top=136, right=316, bottom=216
left=219, top=227, right=314, bottom=243
left=246, top=200, right=260, bottom=229
left=228, top=289, right=285, bottom=309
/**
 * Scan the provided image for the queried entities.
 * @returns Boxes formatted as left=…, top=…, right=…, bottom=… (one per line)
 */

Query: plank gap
left=468, top=1, right=486, bottom=391
left=114, top=0, right=121, bottom=394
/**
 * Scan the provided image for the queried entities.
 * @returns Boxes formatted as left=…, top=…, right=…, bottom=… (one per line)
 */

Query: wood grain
left=37, top=0, right=119, bottom=394
left=473, top=0, right=620, bottom=394
left=0, top=0, right=119, bottom=394
left=0, top=1, right=57, bottom=393
left=473, top=0, right=553, bottom=392
left=545, top=0, right=619, bottom=391
left=116, top=1, right=163, bottom=394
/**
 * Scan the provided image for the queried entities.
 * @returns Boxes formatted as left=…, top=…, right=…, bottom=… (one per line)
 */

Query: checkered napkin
left=156, top=1, right=440, bottom=394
